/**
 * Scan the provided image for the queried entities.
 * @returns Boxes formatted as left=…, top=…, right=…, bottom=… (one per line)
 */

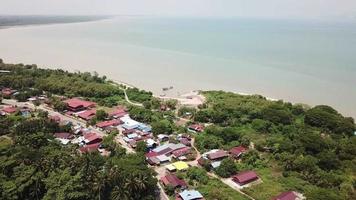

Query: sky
left=0, top=0, right=356, bottom=20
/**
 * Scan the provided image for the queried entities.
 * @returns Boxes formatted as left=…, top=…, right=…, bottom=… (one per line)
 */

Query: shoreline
left=0, top=15, right=113, bottom=30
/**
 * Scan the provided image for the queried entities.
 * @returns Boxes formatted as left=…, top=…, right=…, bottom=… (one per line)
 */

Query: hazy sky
left=1, top=0, right=356, bottom=19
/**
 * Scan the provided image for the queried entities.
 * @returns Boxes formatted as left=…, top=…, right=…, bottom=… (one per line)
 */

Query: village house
left=229, top=146, right=247, bottom=159
left=199, top=149, right=229, bottom=169
left=96, top=119, right=122, bottom=130
left=232, top=171, right=259, bottom=186
left=145, top=143, right=187, bottom=165
left=122, top=128, right=155, bottom=149
left=152, top=143, right=186, bottom=156
left=207, top=150, right=228, bottom=160
left=146, top=152, right=160, bottom=165
left=108, top=106, right=128, bottom=118
left=121, top=116, right=140, bottom=130
left=79, top=142, right=101, bottom=153
left=172, top=147, right=191, bottom=159
left=20, top=107, right=32, bottom=118
left=156, top=154, right=171, bottom=163
left=83, top=132, right=102, bottom=145
left=77, top=109, right=96, bottom=121
left=166, top=161, right=190, bottom=172
left=54, top=132, right=74, bottom=140
left=54, top=132, right=74, bottom=145
left=179, top=137, right=192, bottom=147
left=272, top=191, right=305, bottom=200
left=64, top=98, right=96, bottom=112
left=157, top=134, right=170, bottom=142
left=146, top=138, right=158, bottom=149
left=160, top=174, right=187, bottom=189
left=176, top=190, right=204, bottom=200
left=137, top=123, right=152, bottom=132
left=1, top=88, right=16, bottom=97
left=188, top=124, right=204, bottom=133
left=1, top=106, right=17, bottom=115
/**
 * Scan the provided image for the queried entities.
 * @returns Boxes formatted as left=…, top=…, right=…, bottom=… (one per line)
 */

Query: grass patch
left=197, top=178, right=250, bottom=200
left=242, top=167, right=285, bottom=200
left=0, top=136, right=13, bottom=151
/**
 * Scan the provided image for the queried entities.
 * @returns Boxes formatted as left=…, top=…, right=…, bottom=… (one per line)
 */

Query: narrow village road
left=186, top=137, right=200, bottom=167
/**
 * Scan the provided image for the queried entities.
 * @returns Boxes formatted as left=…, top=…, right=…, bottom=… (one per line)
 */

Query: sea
left=0, top=16, right=355, bottom=117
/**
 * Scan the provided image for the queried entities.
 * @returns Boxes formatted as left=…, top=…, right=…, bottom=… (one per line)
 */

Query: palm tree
left=111, top=185, right=130, bottom=200
left=93, top=171, right=107, bottom=200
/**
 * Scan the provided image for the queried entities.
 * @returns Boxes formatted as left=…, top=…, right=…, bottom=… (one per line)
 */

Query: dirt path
left=123, top=89, right=144, bottom=107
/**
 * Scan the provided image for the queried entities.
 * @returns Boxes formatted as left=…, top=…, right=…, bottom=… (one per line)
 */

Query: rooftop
left=79, top=142, right=101, bottom=153
left=178, top=190, right=203, bottom=200
left=54, top=132, right=74, bottom=140
left=96, top=119, right=121, bottom=128
left=172, top=161, right=189, bottom=171
left=160, top=174, right=187, bottom=188
left=272, top=191, right=304, bottom=200
left=64, top=98, right=96, bottom=109
left=230, top=146, right=247, bottom=157
left=2, top=106, right=17, bottom=113
left=78, top=109, right=96, bottom=120
left=232, top=171, right=258, bottom=184
left=207, top=150, right=228, bottom=160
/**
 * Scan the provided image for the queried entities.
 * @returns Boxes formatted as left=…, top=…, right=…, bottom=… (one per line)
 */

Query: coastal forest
left=0, top=59, right=355, bottom=200
left=194, top=91, right=355, bottom=199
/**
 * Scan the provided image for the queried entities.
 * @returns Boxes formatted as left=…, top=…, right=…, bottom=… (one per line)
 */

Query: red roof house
left=272, top=191, right=304, bottom=200
left=229, top=146, right=247, bottom=158
left=1, top=88, right=16, bottom=96
left=78, top=109, right=96, bottom=121
left=64, top=98, right=96, bottom=112
left=96, top=119, right=122, bottom=129
left=2, top=106, right=17, bottom=114
left=108, top=107, right=127, bottom=118
left=207, top=150, right=228, bottom=160
left=160, top=174, right=187, bottom=188
left=188, top=124, right=204, bottom=133
left=232, top=171, right=259, bottom=185
left=172, top=147, right=191, bottom=158
left=147, top=156, right=160, bottom=165
left=84, top=133, right=102, bottom=145
left=79, top=143, right=101, bottom=153
left=145, top=151, right=159, bottom=158
left=122, top=129, right=136, bottom=136
left=179, top=138, right=191, bottom=146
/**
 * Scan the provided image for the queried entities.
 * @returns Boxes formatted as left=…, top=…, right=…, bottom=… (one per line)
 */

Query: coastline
left=0, top=15, right=113, bottom=30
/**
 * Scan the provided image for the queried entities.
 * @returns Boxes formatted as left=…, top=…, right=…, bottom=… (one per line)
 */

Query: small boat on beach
left=162, top=86, right=174, bottom=91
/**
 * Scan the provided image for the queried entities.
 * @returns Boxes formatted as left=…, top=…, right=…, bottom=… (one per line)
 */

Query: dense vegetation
left=195, top=91, right=356, bottom=200
left=0, top=113, right=157, bottom=200
left=0, top=60, right=152, bottom=106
